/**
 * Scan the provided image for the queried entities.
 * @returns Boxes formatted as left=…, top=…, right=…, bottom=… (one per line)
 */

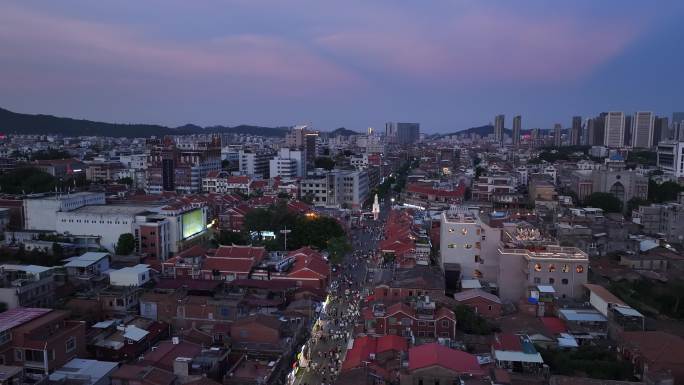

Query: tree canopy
left=325, top=236, right=351, bottom=264
left=314, top=157, right=336, bottom=170
left=584, top=192, right=623, bottom=213
left=648, top=180, right=684, bottom=203
left=242, top=203, right=346, bottom=251
left=115, top=233, right=136, bottom=255
left=0, top=167, right=56, bottom=194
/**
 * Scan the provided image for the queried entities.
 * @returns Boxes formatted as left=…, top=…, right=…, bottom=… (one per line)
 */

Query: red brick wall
left=458, top=297, right=501, bottom=318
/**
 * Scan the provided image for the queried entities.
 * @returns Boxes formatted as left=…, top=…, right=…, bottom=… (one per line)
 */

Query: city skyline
left=1, top=1, right=684, bottom=133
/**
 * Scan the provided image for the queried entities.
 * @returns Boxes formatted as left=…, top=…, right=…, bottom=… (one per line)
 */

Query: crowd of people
left=295, top=214, right=389, bottom=385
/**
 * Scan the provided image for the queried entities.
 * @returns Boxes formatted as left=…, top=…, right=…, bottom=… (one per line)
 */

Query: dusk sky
left=1, top=0, right=683, bottom=133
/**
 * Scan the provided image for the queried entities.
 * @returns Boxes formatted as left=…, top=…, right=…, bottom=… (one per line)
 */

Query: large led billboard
left=181, top=209, right=205, bottom=239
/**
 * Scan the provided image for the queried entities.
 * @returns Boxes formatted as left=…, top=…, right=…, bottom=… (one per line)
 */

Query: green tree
left=115, top=233, right=136, bottom=255
left=0, top=167, right=56, bottom=194
left=30, top=148, right=72, bottom=160
left=326, top=236, right=351, bottom=264
left=648, top=180, right=684, bottom=203
left=626, top=197, right=649, bottom=215
left=453, top=305, right=497, bottom=335
left=314, top=157, right=336, bottom=170
left=216, top=231, right=247, bottom=246
left=52, top=243, right=64, bottom=259
left=117, top=177, right=133, bottom=186
left=584, top=192, right=623, bottom=213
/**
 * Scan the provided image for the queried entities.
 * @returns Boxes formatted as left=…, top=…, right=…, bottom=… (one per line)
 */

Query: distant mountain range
left=327, top=127, right=359, bottom=137
left=440, top=124, right=555, bottom=138
left=0, top=107, right=290, bottom=138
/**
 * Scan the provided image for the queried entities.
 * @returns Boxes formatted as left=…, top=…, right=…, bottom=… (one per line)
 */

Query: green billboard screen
left=182, top=209, right=205, bottom=239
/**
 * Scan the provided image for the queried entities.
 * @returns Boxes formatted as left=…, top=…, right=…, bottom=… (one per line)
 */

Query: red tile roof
left=141, top=340, right=202, bottom=372
left=493, top=333, right=522, bottom=351
left=342, top=336, right=376, bottom=372
left=406, top=182, right=465, bottom=198
left=408, top=343, right=483, bottom=376
left=541, top=317, right=568, bottom=335
left=435, top=307, right=456, bottom=320
left=227, top=176, right=251, bottom=184
left=376, top=334, right=408, bottom=354
left=213, top=245, right=265, bottom=261
left=203, top=257, right=255, bottom=274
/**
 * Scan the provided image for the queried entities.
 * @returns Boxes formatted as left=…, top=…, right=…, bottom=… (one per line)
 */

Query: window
left=473, top=269, right=483, bottom=278
left=576, top=265, right=584, bottom=273
left=561, top=279, right=569, bottom=285
left=534, top=263, right=542, bottom=272
left=488, top=305, right=493, bottom=311
left=534, top=277, right=541, bottom=284
left=562, top=264, right=570, bottom=273
left=461, top=228, right=468, bottom=235
left=14, top=349, right=22, bottom=361
left=447, top=244, right=456, bottom=249
left=549, top=264, right=556, bottom=272
left=549, top=278, right=555, bottom=284
left=474, top=255, right=482, bottom=263
left=441, top=320, right=449, bottom=327
left=388, top=317, right=397, bottom=324
left=0, top=331, right=11, bottom=345
left=464, top=244, right=472, bottom=249
left=448, top=228, right=455, bottom=233
left=418, top=321, right=426, bottom=327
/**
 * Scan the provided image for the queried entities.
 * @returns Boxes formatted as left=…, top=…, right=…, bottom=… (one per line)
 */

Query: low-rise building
left=108, top=264, right=151, bottom=287
left=0, top=308, right=86, bottom=376
left=0, top=265, right=55, bottom=309
left=401, top=342, right=484, bottom=385
left=452, top=289, right=502, bottom=318
left=364, top=298, right=457, bottom=341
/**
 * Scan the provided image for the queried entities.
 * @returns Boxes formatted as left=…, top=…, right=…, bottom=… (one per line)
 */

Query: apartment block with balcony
left=0, top=308, right=86, bottom=377
left=472, top=174, right=516, bottom=202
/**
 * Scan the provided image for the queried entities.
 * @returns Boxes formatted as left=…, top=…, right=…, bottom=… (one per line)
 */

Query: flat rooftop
left=65, top=204, right=161, bottom=216
left=26, top=192, right=101, bottom=200
left=49, top=359, right=119, bottom=384
left=0, top=307, right=51, bottom=333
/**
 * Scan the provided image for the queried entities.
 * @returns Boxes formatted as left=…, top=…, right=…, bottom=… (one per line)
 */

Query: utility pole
left=280, top=227, right=292, bottom=251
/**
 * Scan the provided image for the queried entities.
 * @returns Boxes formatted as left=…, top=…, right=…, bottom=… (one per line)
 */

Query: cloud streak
left=315, top=7, right=640, bottom=84
left=0, top=4, right=363, bottom=96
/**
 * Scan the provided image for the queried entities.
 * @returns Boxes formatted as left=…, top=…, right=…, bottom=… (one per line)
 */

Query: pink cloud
left=0, top=4, right=364, bottom=96
left=315, top=7, right=641, bottom=84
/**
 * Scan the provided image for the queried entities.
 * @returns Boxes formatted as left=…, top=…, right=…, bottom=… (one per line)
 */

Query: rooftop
left=0, top=307, right=52, bottom=333
left=63, top=252, right=110, bottom=267
left=558, top=309, right=607, bottom=323
left=49, top=359, right=119, bottom=385
left=67, top=204, right=160, bottom=216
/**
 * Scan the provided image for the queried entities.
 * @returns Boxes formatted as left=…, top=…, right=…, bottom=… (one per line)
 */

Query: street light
left=280, top=227, right=292, bottom=250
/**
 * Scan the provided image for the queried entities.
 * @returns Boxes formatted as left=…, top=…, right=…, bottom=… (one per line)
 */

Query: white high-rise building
left=657, top=141, right=684, bottom=178
left=269, top=148, right=305, bottom=179
left=631, top=111, right=655, bottom=148
left=439, top=207, right=500, bottom=283
left=604, top=111, right=626, bottom=148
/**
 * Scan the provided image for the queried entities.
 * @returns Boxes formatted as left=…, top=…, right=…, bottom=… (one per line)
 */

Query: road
left=288, top=199, right=390, bottom=385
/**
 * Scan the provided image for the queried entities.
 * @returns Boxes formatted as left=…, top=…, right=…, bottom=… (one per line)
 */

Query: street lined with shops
left=288, top=200, right=390, bottom=385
